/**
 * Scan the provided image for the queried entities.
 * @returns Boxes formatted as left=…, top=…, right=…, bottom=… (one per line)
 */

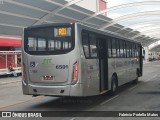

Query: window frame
left=81, top=30, right=141, bottom=59
left=82, top=30, right=98, bottom=59
left=24, top=24, right=75, bottom=55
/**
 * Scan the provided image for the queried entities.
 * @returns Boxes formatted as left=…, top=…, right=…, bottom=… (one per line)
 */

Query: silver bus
left=22, top=23, right=143, bottom=97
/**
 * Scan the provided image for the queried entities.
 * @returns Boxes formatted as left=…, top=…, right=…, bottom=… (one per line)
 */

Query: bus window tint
left=126, top=42, right=130, bottom=58
left=136, top=45, right=140, bottom=57
left=48, top=39, right=72, bottom=51
left=108, top=39, right=112, bottom=57
left=123, top=41, right=126, bottom=57
left=37, top=38, right=46, bottom=51
left=132, top=43, right=135, bottom=57
left=48, top=40, right=55, bottom=51
left=120, top=40, right=124, bottom=57
left=129, top=43, right=132, bottom=57
left=28, top=37, right=37, bottom=51
left=116, top=40, right=120, bottom=57
left=89, top=34, right=97, bottom=58
left=112, top=39, right=116, bottom=57
left=55, top=41, right=61, bottom=50
left=63, top=41, right=70, bottom=49
left=26, top=27, right=73, bottom=54
left=82, top=33, right=89, bottom=58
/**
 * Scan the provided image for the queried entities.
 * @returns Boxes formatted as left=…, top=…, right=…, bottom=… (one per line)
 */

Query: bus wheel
left=110, top=76, right=118, bottom=96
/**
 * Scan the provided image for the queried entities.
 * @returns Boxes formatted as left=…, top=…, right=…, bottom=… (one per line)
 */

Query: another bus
left=22, top=23, right=143, bottom=97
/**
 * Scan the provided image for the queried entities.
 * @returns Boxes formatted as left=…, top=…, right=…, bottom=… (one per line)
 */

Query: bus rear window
left=24, top=26, right=74, bottom=55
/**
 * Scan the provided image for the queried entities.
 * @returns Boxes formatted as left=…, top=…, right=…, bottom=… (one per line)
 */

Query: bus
left=22, top=23, right=143, bottom=97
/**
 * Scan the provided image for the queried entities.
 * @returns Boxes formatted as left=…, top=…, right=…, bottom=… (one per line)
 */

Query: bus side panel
left=108, top=58, right=114, bottom=90
left=82, top=59, right=100, bottom=96
left=22, top=47, right=30, bottom=95
left=68, top=24, right=83, bottom=96
left=108, top=58, right=128, bottom=89
left=22, top=30, right=29, bottom=95
left=114, top=58, right=129, bottom=86
left=22, top=81, right=29, bottom=95
left=77, top=25, right=100, bottom=96
left=130, top=58, right=139, bottom=80
left=125, top=58, right=136, bottom=83
left=108, top=58, right=137, bottom=88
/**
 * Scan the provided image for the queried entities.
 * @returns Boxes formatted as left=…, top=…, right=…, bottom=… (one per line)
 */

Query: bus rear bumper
left=22, top=81, right=83, bottom=97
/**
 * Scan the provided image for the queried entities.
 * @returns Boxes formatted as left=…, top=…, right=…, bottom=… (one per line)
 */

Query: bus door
left=98, top=38, right=108, bottom=92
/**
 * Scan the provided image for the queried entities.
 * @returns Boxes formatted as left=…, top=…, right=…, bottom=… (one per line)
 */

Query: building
left=67, top=0, right=107, bottom=15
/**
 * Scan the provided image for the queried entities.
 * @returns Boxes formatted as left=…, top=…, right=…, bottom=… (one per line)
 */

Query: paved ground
left=0, top=76, right=21, bottom=85
left=0, top=61, right=160, bottom=120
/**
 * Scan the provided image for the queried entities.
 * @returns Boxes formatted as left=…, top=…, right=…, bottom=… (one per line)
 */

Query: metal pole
left=6, top=52, right=7, bottom=69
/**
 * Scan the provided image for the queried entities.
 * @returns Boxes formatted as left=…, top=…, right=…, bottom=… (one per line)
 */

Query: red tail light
left=72, top=62, right=78, bottom=84
left=22, top=63, right=26, bottom=81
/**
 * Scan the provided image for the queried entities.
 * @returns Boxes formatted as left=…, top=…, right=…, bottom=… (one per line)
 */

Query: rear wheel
left=109, top=75, right=118, bottom=96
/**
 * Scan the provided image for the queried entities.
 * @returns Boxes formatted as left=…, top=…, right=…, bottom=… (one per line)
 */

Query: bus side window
left=28, top=37, right=37, bottom=51
left=126, top=42, right=130, bottom=58
left=120, top=40, right=124, bottom=58
left=108, top=38, right=112, bottom=57
left=132, top=43, right=135, bottom=57
left=55, top=40, right=61, bottom=50
left=135, top=44, right=139, bottom=57
left=116, top=39, right=120, bottom=57
left=89, top=34, right=97, bottom=58
left=82, top=33, right=90, bottom=58
left=129, top=42, right=132, bottom=57
left=62, top=41, right=70, bottom=49
left=37, top=38, right=46, bottom=51
left=48, top=40, right=55, bottom=50
left=123, top=41, right=126, bottom=58
left=137, top=45, right=140, bottom=57
left=112, top=39, right=116, bottom=57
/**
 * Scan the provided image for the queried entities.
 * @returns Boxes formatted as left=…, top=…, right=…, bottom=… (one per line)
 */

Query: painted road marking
left=70, top=118, right=76, bottom=120
left=100, top=95, right=119, bottom=106
left=129, top=85, right=139, bottom=91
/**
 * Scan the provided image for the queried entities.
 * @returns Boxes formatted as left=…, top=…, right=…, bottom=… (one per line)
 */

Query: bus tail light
left=72, top=62, right=78, bottom=84
left=22, top=63, right=26, bottom=81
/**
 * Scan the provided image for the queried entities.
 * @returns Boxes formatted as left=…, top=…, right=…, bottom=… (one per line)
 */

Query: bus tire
left=109, top=75, right=118, bottom=96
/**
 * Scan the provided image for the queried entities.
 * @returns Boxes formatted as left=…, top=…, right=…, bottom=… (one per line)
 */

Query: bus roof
left=25, top=22, right=141, bottom=45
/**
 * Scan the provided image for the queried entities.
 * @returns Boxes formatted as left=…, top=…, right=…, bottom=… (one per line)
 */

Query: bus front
left=22, top=23, right=81, bottom=97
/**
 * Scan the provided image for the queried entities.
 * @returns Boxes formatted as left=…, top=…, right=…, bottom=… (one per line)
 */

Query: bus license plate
left=42, top=76, right=54, bottom=81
